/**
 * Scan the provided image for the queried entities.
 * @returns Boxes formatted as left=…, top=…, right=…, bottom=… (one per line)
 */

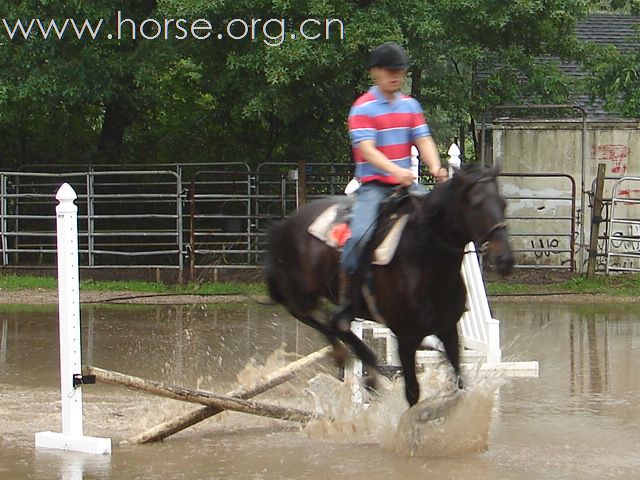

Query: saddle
left=308, top=189, right=413, bottom=266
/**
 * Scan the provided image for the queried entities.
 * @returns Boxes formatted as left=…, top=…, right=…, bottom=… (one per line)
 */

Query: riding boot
left=332, top=270, right=356, bottom=333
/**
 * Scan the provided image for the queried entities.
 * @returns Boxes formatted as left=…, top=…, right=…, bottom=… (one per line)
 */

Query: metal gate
left=606, top=176, right=640, bottom=273
left=1, top=170, right=183, bottom=271
left=499, top=173, right=577, bottom=270
left=1, top=165, right=580, bottom=277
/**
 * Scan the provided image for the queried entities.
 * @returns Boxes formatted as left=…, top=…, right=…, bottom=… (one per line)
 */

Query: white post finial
left=447, top=143, right=461, bottom=177
left=55, top=182, right=77, bottom=203
left=410, top=145, right=420, bottom=183
left=35, top=183, right=111, bottom=455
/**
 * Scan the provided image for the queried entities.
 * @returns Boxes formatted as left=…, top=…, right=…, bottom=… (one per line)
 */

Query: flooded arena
left=1, top=300, right=639, bottom=479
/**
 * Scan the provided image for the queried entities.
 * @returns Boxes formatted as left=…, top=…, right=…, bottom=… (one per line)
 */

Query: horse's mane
left=405, top=164, right=492, bottom=249
left=419, top=163, right=484, bottom=218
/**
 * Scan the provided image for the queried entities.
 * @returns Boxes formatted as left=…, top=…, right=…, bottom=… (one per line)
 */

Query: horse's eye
left=470, top=194, right=484, bottom=208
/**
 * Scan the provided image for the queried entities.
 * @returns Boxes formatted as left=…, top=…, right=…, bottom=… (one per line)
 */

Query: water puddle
left=1, top=302, right=639, bottom=479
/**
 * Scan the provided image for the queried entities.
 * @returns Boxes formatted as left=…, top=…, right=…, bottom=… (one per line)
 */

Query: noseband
left=476, top=222, right=507, bottom=246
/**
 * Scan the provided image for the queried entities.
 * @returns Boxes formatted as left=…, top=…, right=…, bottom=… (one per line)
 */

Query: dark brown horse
left=264, top=165, right=513, bottom=406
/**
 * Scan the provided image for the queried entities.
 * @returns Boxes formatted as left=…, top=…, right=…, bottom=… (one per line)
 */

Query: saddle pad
left=308, top=204, right=409, bottom=265
left=308, top=204, right=340, bottom=247
left=372, top=213, right=409, bottom=265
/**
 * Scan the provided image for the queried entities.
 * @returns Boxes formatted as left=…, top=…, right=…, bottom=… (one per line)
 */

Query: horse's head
left=453, top=165, right=514, bottom=275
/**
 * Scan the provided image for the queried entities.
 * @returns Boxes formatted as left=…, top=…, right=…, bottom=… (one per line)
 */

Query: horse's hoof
left=335, top=317, right=351, bottom=333
left=329, top=342, right=348, bottom=365
left=363, top=374, right=378, bottom=393
left=330, top=306, right=353, bottom=333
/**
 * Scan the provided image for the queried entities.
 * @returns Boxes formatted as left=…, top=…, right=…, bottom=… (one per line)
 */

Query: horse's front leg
left=438, top=326, right=463, bottom=390
left=397, top=338, right=420, bottom=406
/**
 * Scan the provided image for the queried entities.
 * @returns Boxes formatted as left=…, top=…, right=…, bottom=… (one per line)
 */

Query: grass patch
left=0, top=274, right=266, bottom=296
left=2, top=272, right=640, bottom=298
left=0, top=274, right=56, bottom=290
left=488, top=272, right=640, bottom=296
left=485, top=282, right=537, bottom=295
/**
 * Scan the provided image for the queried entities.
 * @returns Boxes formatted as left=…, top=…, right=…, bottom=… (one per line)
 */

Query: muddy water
left=1, top=301, right=639, bottom=479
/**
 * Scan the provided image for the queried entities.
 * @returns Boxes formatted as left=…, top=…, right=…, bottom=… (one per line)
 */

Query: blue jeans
left=340, top=182, right=428, bottom=275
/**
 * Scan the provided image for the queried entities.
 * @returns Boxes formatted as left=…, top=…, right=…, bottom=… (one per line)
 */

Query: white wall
left=492, top=120, right=640, bottom=271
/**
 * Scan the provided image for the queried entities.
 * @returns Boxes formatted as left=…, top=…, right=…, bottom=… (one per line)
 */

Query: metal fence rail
left=499, top=173, right=577, bottom=271
left=187, top=162, right=353, bottom=280
left=1, top=165, right=586, bottom=279
left=1, top=171, right=183, bottom=271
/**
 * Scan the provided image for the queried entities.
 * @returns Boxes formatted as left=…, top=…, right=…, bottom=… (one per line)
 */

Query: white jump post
left=35, top=183, right=111, bottom=455
left=448, top=142, right=501, bottom=363
left=447, top=143, right=461, bottom=176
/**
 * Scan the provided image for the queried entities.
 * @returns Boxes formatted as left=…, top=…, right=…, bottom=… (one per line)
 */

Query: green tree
left=0, top=1, right=167, bottom=167
left=0, top=0, right=595, bottom=168
left=583, top=43, right=640, bottom=119
left=581, top=4, right=640, bottom=118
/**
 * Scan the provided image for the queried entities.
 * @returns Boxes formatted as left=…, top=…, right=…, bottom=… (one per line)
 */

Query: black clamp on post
left=72, top=373, right=97, bottom=388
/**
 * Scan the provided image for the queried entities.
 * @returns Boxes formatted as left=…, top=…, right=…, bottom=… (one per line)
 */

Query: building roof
left=575, top=13, right=640, bottom=53
left=486, top=13, right=639, bottom=121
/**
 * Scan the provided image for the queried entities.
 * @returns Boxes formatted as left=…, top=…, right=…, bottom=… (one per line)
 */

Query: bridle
left=429, top=174, right=508, bottom=254
left=464, top=174, right=508, bottom=247
left=475, top=221, right=507, bottom=247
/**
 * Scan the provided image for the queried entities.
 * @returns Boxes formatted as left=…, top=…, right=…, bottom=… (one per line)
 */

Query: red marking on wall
left=592, top=144, right=630, bottom=175
left=616, top=188, right=640, bottom=199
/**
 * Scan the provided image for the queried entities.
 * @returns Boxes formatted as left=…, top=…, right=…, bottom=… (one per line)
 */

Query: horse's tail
left=263, top=221, right=286, bottom=305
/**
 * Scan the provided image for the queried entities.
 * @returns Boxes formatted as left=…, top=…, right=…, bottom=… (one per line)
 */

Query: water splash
left=235, top=347, right=291, bottom=389
left=303, top=366, right=504, bottom=457
left=389, top=385, right=497, bottom=457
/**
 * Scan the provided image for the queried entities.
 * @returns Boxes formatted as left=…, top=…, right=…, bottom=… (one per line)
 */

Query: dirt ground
left=0, top=289, right=256, bottom=305
left=483, top=268, right=577, bottom=285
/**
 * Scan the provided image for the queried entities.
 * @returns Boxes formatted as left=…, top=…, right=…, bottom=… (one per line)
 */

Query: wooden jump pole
left=123, top=345, right=332, bottom=444
left=85, top=366, right=319, bottom=425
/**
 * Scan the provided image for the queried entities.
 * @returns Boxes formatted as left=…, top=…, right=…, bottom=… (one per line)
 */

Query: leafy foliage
left=583, top=36, right=640, bottom=119
left=0, top=0, right=601, bottom=168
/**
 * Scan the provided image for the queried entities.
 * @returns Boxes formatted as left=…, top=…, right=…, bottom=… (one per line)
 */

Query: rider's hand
left=394, top=168, right=416, bottom=187
left=433, top=167, right=448, bottom=183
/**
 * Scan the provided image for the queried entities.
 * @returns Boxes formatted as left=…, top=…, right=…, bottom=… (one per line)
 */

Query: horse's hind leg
left=288, top=310, right=348, bottom=364
left=290, top=310, right=380, bottom=387
left=335, top=330, right=379, bottom=376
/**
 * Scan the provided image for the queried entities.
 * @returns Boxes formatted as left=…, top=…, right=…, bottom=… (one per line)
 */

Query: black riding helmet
left=367, top=42, right=410, bottom=70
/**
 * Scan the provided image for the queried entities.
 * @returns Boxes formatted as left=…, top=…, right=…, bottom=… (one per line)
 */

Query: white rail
left=459, top=241, right=501, bottom=363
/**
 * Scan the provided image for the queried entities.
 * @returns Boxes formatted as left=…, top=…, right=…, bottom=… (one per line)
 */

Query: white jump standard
left=35, top=183, right=112, bottom=455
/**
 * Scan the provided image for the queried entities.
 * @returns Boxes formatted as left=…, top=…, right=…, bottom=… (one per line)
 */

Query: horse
left=264, top=164, right=514, bottom=406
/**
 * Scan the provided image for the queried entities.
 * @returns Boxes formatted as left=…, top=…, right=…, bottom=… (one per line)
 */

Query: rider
left=333, top=41, right=448, bottom=332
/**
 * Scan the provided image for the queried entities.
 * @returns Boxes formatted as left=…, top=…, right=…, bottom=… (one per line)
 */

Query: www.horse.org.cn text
left=1, top=11, right=346, bottom=47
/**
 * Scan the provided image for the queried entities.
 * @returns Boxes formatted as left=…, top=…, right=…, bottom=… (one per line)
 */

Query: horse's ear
left=488, top=162, right=501, bottom=178
left=451, top=165, right=465, bottom=181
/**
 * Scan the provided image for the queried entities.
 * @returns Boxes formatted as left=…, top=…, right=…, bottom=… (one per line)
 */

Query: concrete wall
left=492, top=120, right=640, bottom=271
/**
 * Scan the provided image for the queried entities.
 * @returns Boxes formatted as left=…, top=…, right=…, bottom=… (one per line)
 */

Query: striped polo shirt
left=348, top=86, right=430, bottom=184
